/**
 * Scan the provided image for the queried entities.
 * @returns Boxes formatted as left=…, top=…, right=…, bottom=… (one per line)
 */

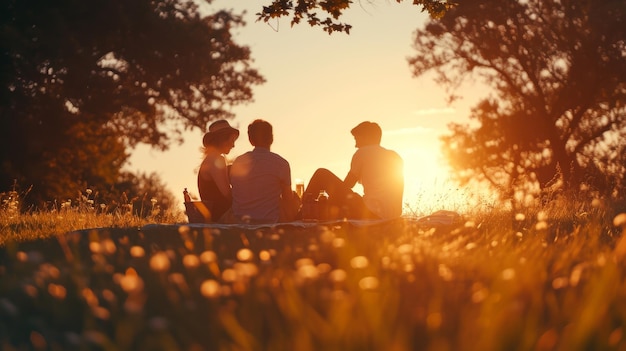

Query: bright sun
left=395, top=146, right=465, bottom=213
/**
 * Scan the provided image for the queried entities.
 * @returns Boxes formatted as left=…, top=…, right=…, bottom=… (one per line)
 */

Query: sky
left=129, top=1, right=485, bottom=214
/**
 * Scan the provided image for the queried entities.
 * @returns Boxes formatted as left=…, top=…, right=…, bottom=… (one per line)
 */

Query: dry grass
left=1, top=191, right=626, bottom=350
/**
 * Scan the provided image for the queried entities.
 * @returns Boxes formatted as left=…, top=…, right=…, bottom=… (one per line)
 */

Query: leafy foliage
left=0, top=0, right=265, bottom=206
left=257, top=0, right=452, bottom=34
left=408, top=0, right=626, bottom=205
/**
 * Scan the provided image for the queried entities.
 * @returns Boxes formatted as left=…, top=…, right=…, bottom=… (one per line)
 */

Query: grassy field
left=1, top=194, right=626, bottom=350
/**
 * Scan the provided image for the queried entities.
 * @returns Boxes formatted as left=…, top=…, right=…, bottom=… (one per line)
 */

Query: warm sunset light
left=126, top=1, right=475, bottom=216
left=5, top=0, right=626, bottom=349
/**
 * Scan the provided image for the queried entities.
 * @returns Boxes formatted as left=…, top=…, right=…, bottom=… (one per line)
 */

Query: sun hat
left=203, top=120, right=240, bottom=147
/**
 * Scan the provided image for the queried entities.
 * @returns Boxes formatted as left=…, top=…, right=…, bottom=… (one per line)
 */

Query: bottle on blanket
left=317, top=190, right=329, bottom=221
left=301, top=190, right=330, bottom=221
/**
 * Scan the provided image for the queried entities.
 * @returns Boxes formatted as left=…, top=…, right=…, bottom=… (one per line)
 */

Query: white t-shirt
left=349, top=145, right=404, bottom=218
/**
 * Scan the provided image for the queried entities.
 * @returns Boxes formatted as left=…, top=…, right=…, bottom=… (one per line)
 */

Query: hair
left=203, top=131, right=236, bottom=148
left=248, top=119, right=273, bottom=147
left=351, top=121, right=382, bottom=145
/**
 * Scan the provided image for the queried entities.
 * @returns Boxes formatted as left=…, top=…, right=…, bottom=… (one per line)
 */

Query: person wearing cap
left=229, top=119, right=300, bottom=223
left=303, top=121, right=404, bottom=220
left=197, top=119, right=239, bottom=222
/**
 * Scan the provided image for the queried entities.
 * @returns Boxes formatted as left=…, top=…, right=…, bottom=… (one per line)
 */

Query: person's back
left=231, top=148, right=290, bottom=222
left=230, top=120, right=294, bottom=223
left=351, top=144, right=404, bottom=219
left=302, top=121, right=404, bottom=220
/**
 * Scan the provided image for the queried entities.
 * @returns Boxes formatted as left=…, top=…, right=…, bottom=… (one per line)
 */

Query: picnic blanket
left=143, top=217, right=402, bottom=232
left=143, top=210, right=462, bottom=233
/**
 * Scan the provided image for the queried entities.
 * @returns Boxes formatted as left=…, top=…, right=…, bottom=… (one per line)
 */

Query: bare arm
left=343, top=171, right=358, bottom=189
left=210, top=157, right=232, bottom=200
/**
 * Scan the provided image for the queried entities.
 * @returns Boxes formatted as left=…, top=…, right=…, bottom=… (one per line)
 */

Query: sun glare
left=396, top=147, right=468, bottom=214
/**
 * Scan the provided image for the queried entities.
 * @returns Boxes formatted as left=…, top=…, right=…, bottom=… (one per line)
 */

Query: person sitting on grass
left=196, top=119, right=239, bottom=222
left=229, top=119, right=300, bottom=223
left=303, top=121, right=404, bottom=220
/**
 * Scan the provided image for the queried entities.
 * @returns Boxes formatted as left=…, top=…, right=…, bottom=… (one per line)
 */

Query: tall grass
left=0, top=188, right=184, bottom=245
left=1, top=189, right=626, bottom=350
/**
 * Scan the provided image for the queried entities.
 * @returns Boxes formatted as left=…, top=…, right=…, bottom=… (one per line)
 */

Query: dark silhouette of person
left=230, top=119, right=299, bottom=223
left=196, top=119, right=239, bottom=222
left=304, top=121, right=404, bottom=220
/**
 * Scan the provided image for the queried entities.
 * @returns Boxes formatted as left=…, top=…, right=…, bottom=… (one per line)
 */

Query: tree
left=257, top=0, right=452, bottom=34
left=408, top=0, right=626, bottom=204
left=1, top=0, right=264, bottom=206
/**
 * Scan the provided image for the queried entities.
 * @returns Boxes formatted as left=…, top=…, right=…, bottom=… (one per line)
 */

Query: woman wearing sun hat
left=197, top=119, right=239, bottom=222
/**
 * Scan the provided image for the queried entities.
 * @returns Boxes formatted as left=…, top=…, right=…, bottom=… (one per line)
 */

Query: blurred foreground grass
left=2, top=197, right=626, bottom=350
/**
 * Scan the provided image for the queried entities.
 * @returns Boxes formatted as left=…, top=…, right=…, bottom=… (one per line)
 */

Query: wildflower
left=329, top=269, right=347, bottom=283
left=86, top=189, right=93, bottom=195
left=258, top=250, right=271, bottom=262
left=501, top=268, right=515, bottom=280
left=535, top=221, right=548, bottom=230
left=119, top=268, right=144, bottom=294
left=613, top=213, right=626, bottom=228
left=397, top=244, right=413, bottom=254
left=89, top=242, right=102, bottom=254
left=296, top=258, right=314, bottom=268
left=236, top=248, right=253, bottom=262
left=200, top=280, right=220, bottom=298
left=48, top=283, right=67, bottom=300
left=101, top=239, right=116, bottom=255
left=551, top=277, right=568, bottom=289
left=350, top=256, right=369, bottom=269
left=81, top=288, right=98, bottom=307
left=222, top=268, right=237, bottom=283
left=317, top=263, right=332, bottom=274
left=358, top=276, right=379, bottom=290
left=297, top=264, right=319, bottom=280
left=438, top=264, right=454, bottom=281
left=92, top=306, right=110, bottom=320
left=332, top=237, right=345, bottom=248
left=183, top=254, right=200, bottom=269
left=537, top=211, right=548, bottom=221
left=200, top=250, right=217, bottom=263
left=149, top=252, right=170, bottom=272
left=150, top=198, right=157, bottom=204
left=234, top=262, right=258, bottom=278
left=130, top=246, right=145, bottom=258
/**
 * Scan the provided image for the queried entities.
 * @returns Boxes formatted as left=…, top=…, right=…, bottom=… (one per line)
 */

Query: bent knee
left=312, top=168, right=333, bottom=178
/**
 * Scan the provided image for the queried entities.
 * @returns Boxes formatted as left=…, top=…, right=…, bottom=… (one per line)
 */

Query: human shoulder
left=201, top=152, right=226, bottom=168
left=270, top=151, right=289, bottom=164
left=233, top=151, right=253, bottom=162
left=255, top=148, right=289, bottom=165
left=386, top=147, right=402, bottom=159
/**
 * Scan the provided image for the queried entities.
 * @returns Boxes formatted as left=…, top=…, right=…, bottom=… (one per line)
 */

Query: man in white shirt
left=304, top=121, right=404, bottom=219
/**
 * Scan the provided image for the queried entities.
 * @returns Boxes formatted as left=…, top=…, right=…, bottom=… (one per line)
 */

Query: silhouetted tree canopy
left=409, top=0, right=626, bottom=204
left=0, top=0, right=264, bottom=207
left=257, top=0, right=452, bottom=34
